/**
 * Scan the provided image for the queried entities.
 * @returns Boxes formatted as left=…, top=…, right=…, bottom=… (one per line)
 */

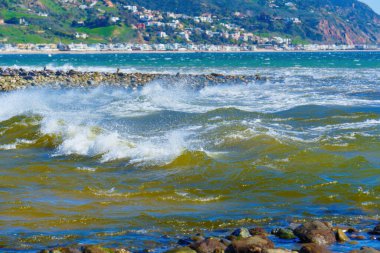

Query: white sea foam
left=0, top=68, right=379, bottom=163
left=0, top=139, right=35, bottom=150
left=76, top=167, right=97, bottom=172
left=0, top=143, right=17, bottom=150
left=311, top=119, right=380, bottom=132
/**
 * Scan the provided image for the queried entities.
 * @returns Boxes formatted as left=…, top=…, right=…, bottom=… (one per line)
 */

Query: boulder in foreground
left=230, top=235, right=275, bottom=253
left=294, top=221, right=336, bottom=245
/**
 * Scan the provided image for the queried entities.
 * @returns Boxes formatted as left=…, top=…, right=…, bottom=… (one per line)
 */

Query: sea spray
left=0, top=52, right=379, bottom=252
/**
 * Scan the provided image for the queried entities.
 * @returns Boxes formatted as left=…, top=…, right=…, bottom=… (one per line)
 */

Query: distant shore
left=0, top=49, right=379, bottom=55
left=22, top=221, right=380, bottom=253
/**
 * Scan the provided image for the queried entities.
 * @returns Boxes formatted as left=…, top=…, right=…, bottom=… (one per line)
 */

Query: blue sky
left=360, top=0, right=380, bottom=14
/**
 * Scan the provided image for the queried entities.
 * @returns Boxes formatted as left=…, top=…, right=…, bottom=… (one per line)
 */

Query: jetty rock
left=0, top=68, right=267, bottom=91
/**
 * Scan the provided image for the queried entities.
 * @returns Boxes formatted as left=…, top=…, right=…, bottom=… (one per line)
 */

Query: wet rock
left=299, top=243, right=331, bottom=253
left=232, top=228, right=251, bottom=238
left=39, top=247, right=81, bottom=253
left=113, top=250, right=130, bottom=253
left=190, top=238, right=227, bottom=253
left=191, top=235, right=205, bottom=243
left=294, top=221, right=336, bottom=245
left=178, top=238, right=193, bottom=246
left=347, top=228, right=359, bottom=233
left=24, top=76, right=34, bottom=81
left=271, top=228, right=296, bottom=240
left=350, top=235, right=366, bottom=240
left=349, top=247, right=380, bottom=253
left=221, top=238, right=232, bottom=247
left=336, top=229, right=350, bottom=242
left=226, top=235, right=238, bottom=241
left=0, top=67, right=266, bottom=92
left=289, top=223, right=301, bottom=231
left=19, top=71, right=28, bottom=77
left=249, top=228, right=267, bottom=236
left=263, top=249, right=297, bottom=253
left=68, top=70, right=77, bottom=76
left=230, top=235, right=274, bottom=253
left=369, top=224, right=380, bottom=235
left=166, top=247, right=197, bottom=253
left=83, top=245, right=115, bottom=253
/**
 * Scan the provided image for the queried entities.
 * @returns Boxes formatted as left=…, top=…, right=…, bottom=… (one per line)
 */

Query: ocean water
left=0, top=52, right=379, bottom=252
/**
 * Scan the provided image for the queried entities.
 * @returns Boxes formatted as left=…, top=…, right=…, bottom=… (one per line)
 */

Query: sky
left=360, top=0, right=380, bottom=14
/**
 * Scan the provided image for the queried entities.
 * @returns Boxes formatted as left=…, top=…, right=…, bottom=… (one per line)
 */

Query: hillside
left=0, top=0, right=379, bottom=45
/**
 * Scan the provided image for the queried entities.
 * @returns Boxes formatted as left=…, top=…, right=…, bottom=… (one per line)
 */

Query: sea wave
left=0, top=76, right=379, bottom=164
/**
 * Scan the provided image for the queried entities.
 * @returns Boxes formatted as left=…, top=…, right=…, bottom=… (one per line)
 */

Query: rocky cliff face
left=317, top=19, right=374, bottom=45
left=313, top=1, right=380, bottom=44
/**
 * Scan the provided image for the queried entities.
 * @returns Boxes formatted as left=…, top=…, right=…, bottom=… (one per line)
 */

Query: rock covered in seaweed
left=271, top=228, right=296, bottom=240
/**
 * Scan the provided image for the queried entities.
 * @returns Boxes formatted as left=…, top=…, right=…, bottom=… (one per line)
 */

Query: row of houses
left=120, top=2, right=304, bottom=44
left=0, top=43, right=378, bottom=52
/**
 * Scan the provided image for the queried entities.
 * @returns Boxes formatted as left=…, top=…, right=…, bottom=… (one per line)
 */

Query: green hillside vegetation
left=0, top=0, right=378, bottom=44
left=0, top=0, right=136, bottom=44
left=77, top=25, right=136, bottom=43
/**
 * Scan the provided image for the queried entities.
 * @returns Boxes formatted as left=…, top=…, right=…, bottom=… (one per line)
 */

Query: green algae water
left=0, top=52, right=379, bottom=252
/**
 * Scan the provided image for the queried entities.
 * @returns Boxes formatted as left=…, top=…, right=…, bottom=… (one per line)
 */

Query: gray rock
left=232, top=228, right=251, bottom=238
left=230, top=235, right=274, bottom=253
left=294, top=221, right=336, bottom=245
left=190, top=238, right=227, bottom=253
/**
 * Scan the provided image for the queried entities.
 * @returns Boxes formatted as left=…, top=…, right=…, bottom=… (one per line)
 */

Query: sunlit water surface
left=0, top=52, right=379, bottom=252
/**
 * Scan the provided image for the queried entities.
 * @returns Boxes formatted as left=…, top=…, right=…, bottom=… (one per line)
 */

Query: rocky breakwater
left=0, top=68, right=265, bottom=91
left=38, top=222, right=380, bottom=253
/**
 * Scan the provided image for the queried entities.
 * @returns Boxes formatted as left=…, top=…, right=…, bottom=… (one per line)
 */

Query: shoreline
left=0, top=49, right=379, bottom=55
left=5, top=221, right=380, bottom=253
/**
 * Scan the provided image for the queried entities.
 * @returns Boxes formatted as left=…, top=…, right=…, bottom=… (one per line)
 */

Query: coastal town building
left=74, top=32, right=89, bottom=39
left=0, top=42, right=378, bottom=53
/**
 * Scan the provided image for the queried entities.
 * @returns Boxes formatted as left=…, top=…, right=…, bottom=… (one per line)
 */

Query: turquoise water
left=1, top=52, right=379, bottom=71
left=0, top=52, right=379, bottom=252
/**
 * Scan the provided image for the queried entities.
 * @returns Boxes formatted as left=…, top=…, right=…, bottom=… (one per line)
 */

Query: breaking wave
left=0, top=68, right=379, bottom=165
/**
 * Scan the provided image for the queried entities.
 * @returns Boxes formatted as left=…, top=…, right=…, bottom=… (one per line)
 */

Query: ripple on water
left=0, top=62, right=380, bottom=251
